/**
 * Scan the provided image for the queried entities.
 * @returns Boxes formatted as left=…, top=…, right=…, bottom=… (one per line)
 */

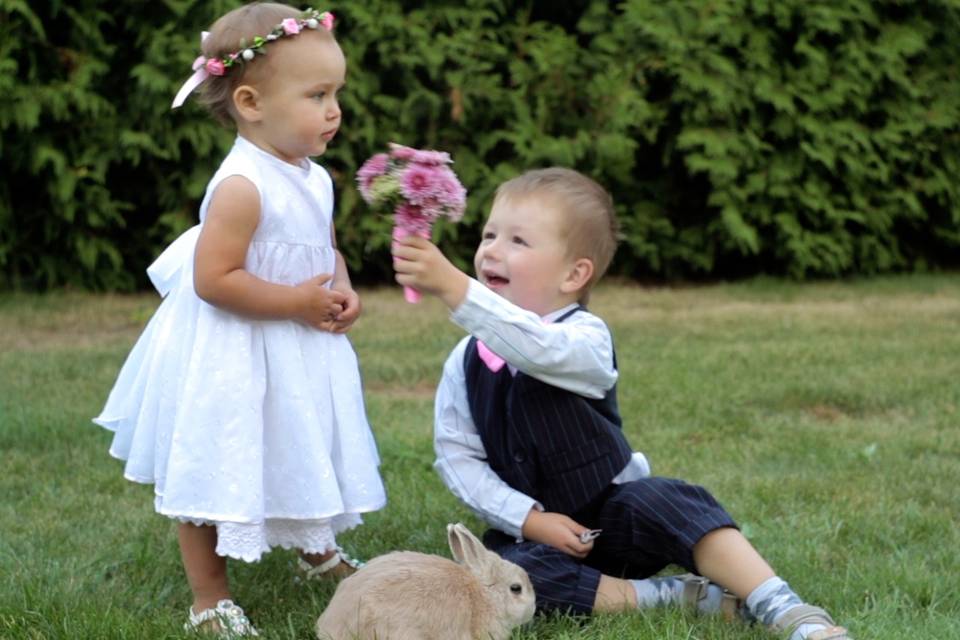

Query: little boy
left=392, top=167, right=852, bottom=640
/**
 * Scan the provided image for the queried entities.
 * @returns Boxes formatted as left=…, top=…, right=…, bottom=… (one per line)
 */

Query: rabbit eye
left=510, top=583, right=522, bottom=594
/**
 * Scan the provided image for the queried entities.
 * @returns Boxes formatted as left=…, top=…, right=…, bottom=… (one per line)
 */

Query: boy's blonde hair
left=494, top=167, right=619, bottom=302
left=197, top=2, right=335, bottom=125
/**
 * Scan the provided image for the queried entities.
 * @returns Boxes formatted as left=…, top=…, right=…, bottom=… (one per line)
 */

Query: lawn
left=1, top=275, right=958, bottom=639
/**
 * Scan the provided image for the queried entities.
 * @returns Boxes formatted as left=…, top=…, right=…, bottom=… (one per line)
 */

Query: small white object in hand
left=579, top=529, right=602, bottom=544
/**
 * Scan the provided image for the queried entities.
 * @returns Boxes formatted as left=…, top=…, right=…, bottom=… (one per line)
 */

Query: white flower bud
left=306, top=18, right=319, bottom=29
left=242, top=49, right=255, bottom=61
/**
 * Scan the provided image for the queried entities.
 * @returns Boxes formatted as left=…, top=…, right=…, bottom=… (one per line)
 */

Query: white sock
left=631, top=576, right=726, bottom=613
left=746, top=576, right=827, bottom=640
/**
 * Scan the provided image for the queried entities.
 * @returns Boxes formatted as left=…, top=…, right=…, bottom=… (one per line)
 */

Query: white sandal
left=297, top=547, right=365, bottom=580
left=184, top=599, right=259, bottom=637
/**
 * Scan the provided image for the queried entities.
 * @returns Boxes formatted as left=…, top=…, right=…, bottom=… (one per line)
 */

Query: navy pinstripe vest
left=463, top=307, right=633, bottom=515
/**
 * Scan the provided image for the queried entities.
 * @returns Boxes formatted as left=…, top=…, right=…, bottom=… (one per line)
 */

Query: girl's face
left=252, top=33, right=345, bottom=164
left=474, top=194, right=581, bottom=316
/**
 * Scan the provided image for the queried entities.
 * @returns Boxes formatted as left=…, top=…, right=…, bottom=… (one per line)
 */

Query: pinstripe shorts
left=483, top=476, right=738, bottom=615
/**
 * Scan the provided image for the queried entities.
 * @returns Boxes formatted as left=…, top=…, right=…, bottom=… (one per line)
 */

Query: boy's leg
left=482, top=479, right=739, bottom=616
left=587, top=478, right=748, bottom=615
left=693, top=526, right=773, bottom=598
left=594, top=575, right=638, bottom=611
left=485, top=528, right=733, bottom=616
left=483, top=526, right=727, bottom=616
left=178, top=522, right=231, bottom=613
left=595, top=573, right=735, bottom=614
left=594, top=479, right=850, bottom=639
left=592, top=477, right=739, bottom=578
left=696, top=528, right=851, bottom=639
left=483, top=530, right=601, bottom=616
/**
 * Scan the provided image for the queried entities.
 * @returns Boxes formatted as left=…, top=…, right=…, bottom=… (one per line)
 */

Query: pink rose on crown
left=205, top=58, right=225, bottom=76
left=281, top=18, right=301, bottom=35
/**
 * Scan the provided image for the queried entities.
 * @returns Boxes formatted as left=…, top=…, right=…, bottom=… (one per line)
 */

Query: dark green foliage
left=2, top=0, right=959, bottom=290
left=604, top=0, right=960, bottom=278
left=0, top=0, right=238, bottom=290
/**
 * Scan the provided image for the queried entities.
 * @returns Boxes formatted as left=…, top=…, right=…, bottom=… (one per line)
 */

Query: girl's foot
left=184, top=599, right=259, bottom=637
left=298, top=547, right=364, bottom=580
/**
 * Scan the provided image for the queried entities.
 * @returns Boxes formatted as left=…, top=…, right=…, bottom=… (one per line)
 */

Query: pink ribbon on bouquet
left=392, top=226, right=431, bottom=303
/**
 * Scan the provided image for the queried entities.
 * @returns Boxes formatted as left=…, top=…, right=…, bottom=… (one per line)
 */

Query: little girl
left=93, top=3, right=386, bottom=635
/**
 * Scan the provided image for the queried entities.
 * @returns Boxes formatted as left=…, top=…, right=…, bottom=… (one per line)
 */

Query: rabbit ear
left=447, top=523, right=489, bottom=570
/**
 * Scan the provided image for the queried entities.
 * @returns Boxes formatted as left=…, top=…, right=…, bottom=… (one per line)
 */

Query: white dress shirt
left=433, top=279, right=650, bottom=539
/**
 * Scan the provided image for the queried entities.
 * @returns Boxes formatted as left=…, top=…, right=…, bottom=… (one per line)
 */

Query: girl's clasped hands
left=294, top=273, right=360, bottom=333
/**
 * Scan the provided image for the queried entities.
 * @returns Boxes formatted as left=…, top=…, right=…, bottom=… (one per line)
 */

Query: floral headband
left=172, top=8, right=334, bottom=109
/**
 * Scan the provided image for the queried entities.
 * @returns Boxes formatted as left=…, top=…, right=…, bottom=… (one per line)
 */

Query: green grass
left=2, top=275, right=959, bottom=639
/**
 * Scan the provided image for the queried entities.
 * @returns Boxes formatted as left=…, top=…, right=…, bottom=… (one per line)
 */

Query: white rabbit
left=315, top=523, right=536, bottom=640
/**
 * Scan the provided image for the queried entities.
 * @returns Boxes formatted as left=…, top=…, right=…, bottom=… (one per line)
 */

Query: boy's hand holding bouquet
left=357, top=143, right=467, bottom=303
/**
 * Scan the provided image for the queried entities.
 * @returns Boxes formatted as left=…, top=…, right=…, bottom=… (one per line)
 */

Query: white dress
left=94, top=136, right=387, bottom=562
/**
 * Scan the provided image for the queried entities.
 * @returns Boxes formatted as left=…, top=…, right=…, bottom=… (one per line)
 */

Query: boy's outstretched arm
left=395, top=236, right=616, bottom=398
left=392, top=236, right=469, bottom=310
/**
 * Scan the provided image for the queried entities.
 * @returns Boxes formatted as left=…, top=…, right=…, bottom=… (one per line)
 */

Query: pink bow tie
left=477, top=340, right=506, bottom=372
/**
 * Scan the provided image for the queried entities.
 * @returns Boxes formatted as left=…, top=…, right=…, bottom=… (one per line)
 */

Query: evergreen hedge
left=2, top=0, right=959, bottom=290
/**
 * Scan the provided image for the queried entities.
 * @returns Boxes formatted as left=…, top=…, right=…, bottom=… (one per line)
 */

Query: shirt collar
left=541, top=303, right=580, bottom=324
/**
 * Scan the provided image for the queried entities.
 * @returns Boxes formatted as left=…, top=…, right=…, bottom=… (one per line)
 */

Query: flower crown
left=172, top=8, right=334, bottom=109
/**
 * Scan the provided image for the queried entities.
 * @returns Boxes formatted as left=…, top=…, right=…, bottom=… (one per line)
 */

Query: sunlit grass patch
left=2, top=276, right=959, bottom=639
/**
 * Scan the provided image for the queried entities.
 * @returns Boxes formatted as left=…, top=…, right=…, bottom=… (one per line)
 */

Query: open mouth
left=483, top=271, right=509, bottom=288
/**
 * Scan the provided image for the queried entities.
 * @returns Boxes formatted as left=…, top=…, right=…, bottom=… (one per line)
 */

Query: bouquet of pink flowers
left=357, top=143, right=467, bottom=302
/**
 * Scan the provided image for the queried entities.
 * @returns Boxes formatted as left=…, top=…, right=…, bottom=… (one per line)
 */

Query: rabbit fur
left=315, top=523, right=535, bottom=640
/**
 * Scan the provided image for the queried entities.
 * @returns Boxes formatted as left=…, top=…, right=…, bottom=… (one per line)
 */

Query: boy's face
left=474, top=194, right=582, bottom=316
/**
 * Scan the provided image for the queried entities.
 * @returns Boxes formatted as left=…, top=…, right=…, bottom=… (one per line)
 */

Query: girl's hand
left=327, top=286, right=361, bottom=333
left=521, top=509, right=595, bottom=559
left=392, top=236, right=469, bottom=310
left=294, top=274, right=347, bottom=329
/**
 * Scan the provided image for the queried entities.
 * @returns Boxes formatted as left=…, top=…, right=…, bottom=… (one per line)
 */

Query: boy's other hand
left=392, top=236, right=469, bottom=310
left=521, top=509, right=595, bottom=559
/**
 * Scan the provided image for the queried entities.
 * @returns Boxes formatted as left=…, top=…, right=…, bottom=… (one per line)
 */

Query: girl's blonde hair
left=494, top=168, right=619, bottom=302
left=197, top=2, right=334, bottom=125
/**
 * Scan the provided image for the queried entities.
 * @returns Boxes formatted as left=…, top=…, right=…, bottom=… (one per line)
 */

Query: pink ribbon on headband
left=171, top=32, right=212, bottom=109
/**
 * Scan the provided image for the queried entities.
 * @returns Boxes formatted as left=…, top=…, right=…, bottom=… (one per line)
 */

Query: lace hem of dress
left=172, top=513, right=364, bottom=562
